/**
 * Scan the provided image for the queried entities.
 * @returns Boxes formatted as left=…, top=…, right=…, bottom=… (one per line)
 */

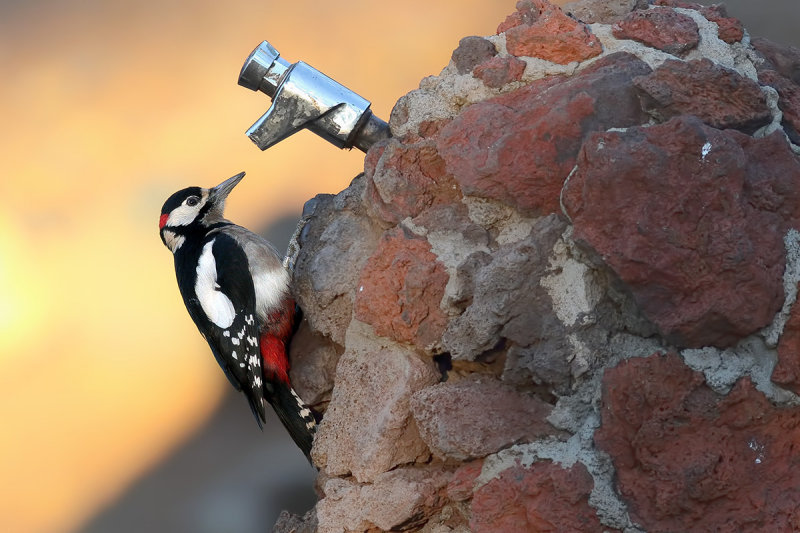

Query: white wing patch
left=196, top=239, right=236, bottom=328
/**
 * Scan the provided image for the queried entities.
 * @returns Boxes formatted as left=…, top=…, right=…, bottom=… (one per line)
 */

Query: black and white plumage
left=159, top=172, right=315, bottom=460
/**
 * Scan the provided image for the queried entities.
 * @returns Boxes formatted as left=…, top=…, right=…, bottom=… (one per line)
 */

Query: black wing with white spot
left=199, top=233, right=268, bottom=425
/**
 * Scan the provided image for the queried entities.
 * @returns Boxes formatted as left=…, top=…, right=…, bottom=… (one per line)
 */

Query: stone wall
left=278, top=1, right=800, bottom=531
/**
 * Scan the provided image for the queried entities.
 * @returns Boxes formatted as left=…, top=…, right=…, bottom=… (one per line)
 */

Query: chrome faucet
left=238, top=41, right=391, bottom=153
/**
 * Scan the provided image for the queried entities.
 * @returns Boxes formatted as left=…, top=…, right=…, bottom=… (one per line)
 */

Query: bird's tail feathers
left=265, top=382, right=317, bottom=462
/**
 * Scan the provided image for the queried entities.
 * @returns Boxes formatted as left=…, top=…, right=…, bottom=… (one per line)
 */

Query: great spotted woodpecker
left=159, top=171, right=315, bottom=460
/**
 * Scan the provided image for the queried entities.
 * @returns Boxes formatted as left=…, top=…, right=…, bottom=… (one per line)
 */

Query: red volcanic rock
left=447, top=460, right=484, bottom=502
left=410, top=378, right=556, bottom=460
left=699, top=4, right=744, bottom=43
left=473, top=55, right=526, bottom=88
left=436, top=52, right=651, bottom=216
left=364, top=139, right=461, bottom=225
left=471, top=460, right=613, bottom=533
left=354, top=227, right=449, bottom=349
left=634, top=58, right=771, bottom=134
left=499, top=0, right=602, bottom=65
left=752, top=37, right=800, bottom=85
left=772, top=293, right=800, bottom=393
left=596, top=352, right=800, bottom=531
left=651, top=1, right=744, bottom=43
left=562, top=116, right=800, bottom=348
left=759, top=69, right=800, bottom=144
left=613, top=7, right=700, bottom=57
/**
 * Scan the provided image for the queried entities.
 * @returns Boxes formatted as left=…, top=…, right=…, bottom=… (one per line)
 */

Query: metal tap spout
left=238, top=41, right=391, bottom=153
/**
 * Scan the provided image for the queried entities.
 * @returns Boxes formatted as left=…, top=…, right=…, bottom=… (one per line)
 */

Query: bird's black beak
left=210, top=171, right=246, bottom=205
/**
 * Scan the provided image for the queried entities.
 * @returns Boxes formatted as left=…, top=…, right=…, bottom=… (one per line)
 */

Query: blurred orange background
left=0, top=1, right=794, bottom=532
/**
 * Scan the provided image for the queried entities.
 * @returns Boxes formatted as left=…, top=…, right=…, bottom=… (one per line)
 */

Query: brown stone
left=436, top=52, right=651, bottom=216
left=596, top=352, right=800, bottom=531
left=410, top=378, right=556, bottom=461
left=447, top=460, right=484, bottom=502
left=451, top=36, right=497, bottom=75
left=353, top=227, right=449, bottom=350
left=613, top=7, right=700, bottom=57
left=650, top=1, right=744, bottom=44
left=499, top=0, right=602, bottom=65
left=562, top=116, right=800, bottom=348
left=699, top=4, right=744, bottom=43
left=473, top=55, right=526, bottom=88
left=311, top=343, right=439, bottom=482
left=772, top=291, right=800, bottom=393
left=634, top=58, right=772, bottom=134
left=317, top=466, right=451, bottom=533
left=288, top=320, right=340, bottom=409
left=471, top=460, right=614, bottom=533
left=363, top=139, right=461, bottom=225
left=292, top=177, right=383, bottom=345
left=752, top=37, right=800, bottom=85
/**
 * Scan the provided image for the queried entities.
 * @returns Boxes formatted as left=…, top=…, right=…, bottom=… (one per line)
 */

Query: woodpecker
left=159, top=171, right=315, bottom=460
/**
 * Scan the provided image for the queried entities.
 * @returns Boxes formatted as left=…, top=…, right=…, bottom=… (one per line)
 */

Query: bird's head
left=159, top=171, right=245, bottom=253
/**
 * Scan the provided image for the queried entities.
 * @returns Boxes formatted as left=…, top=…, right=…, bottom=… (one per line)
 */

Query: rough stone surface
left=317, top=466, right=452, bottom=533
left=613, top=7, right=700, bottom=57
left=292, top=177, right=382, bottom=346
left=354, top=227, right=449, bottom=351
left=772, top=292, right=800, bottom=393
left=650, top=1, right=744, bottom=44
left=446, top=460, right=483, bottom=502
left=436, top=52, right=651, bottom=216
left=471, top=460, right=614, bottom=533
left=753, top=36, right=800, bottom=85
left=499, top=0, right=602, bottom=65
left=410, top=378, right=556, bottom=461
left=698, top=4, right=744, bottom=44
left=363, top=140, right=460, bottom=226
left=441, top=215, right=567, bottom=361
left=311, top=326, right=439, bottom=482
left=272, top=509, right=317, bottom=533
left=282, top=2, right=800, bottom=531
left=450, top=36, right=497, bottom=75
left=596, top=352, right=800, bottom=532
left=758, top=69, right=800, bottom=144
left=472, top=55, right=526, bottom=89
left=562, top=0, right=644, bottom=24
left=634, top=58, right=772, bottom=134
left=563, top=116, right=798, bottom=348
left=288, top=320, right=341, bottom=408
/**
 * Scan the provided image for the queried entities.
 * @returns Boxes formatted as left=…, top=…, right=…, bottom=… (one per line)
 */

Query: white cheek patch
left=196, top=239, right=236, bottom=328
left=166, top=204, right=201, bottom=227
left=162, top=230, right=185, bottom=252
left=165, top=191, right=209, bottom=227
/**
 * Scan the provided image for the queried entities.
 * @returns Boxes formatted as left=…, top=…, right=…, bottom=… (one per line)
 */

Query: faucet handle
left=238, top=41, right=391, bottom=152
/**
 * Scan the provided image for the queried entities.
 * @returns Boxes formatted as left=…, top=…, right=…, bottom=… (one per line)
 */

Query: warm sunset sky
left=1, top=1, right=793, bottom=532
left=0, top=2, right=520, bottom=532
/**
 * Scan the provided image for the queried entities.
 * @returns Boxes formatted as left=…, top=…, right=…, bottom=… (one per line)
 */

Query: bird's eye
left=186, top=196, right=200, bottom=207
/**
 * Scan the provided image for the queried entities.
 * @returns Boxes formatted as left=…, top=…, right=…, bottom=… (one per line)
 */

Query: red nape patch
left=260, top=334, right=290, bottom=384
left=159, top=213, right=169, bottom=229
